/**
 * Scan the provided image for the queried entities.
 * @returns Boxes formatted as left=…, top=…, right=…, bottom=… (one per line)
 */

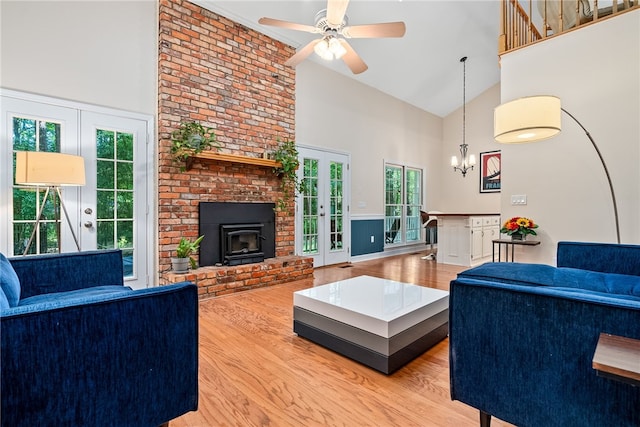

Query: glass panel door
left=1, top=93, right=152, bottom=289
left=297, top=147, right=350, bottom=267
left=81, top=111, right=149, bottom=289
left=301, top=157, right=319, bottom=257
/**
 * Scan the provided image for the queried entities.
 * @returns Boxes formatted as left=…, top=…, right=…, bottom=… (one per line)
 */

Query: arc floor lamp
left=494, top=95, right=620, bottom=243
left=15, top=151, right=86, bottom=254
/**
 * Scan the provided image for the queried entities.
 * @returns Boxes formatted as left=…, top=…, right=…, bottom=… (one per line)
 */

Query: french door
left=1, top=91, right=152, bottom=289
left=79, top=112, right=150, bottom=288
left=296, top=146, right=350, bottom=267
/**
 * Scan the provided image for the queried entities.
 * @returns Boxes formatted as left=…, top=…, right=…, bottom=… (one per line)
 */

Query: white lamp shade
left=329, top=37, right=346, bottom=59
left=494, top=95, right=562, bottom=143
left=314, top=39, right=333, bottom=60
left=15, top=151, right=86, bottom=186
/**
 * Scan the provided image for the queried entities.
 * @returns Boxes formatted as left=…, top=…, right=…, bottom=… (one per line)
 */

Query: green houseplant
left=271, top=139, right=304, bottom=211
left=170, top=121, right=220, bottom=170
left=171, top=235, right=204, bottom=273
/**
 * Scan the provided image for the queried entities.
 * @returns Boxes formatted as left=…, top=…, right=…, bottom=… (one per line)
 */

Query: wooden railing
left=499, top=0, right=639, bottom=54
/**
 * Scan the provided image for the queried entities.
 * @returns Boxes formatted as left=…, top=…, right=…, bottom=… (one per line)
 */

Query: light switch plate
left=511, top=195, right=527, bottom=205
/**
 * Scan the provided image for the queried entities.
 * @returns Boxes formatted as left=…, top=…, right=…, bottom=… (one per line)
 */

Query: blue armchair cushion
left=457, top=262, right=557, bottom=287
left=0, top=253, right=20, bottom=307
left=554, top=267, right=640, bottom=297
left=459, top=262, right=640, bottom=298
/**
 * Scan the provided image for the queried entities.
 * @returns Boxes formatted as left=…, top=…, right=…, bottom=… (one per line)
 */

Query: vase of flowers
left=500, top=217, right=539, bottom=241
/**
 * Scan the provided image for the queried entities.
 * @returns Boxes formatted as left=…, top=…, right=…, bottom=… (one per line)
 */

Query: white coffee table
left=293, top=275, right=449, bottom=374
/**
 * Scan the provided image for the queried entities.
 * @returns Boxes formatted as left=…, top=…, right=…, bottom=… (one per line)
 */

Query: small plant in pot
left=170, top=121, right=220, bottom=171
left=171, top=235, right=204, bottom=273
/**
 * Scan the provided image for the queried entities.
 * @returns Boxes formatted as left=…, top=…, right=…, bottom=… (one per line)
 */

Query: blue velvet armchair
left=449, top=241, right=640, bottom=427
left=0, top=249, right=198, bottom=427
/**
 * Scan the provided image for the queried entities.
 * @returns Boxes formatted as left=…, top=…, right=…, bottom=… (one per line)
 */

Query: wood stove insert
left=199, top=202, right=275, bottom=267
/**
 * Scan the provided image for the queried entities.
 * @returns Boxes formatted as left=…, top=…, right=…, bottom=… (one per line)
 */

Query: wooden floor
left=172, top=251, right=514, bottom=427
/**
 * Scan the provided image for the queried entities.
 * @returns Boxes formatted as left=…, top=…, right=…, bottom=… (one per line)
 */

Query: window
left=384, top=163, right=423, bottom=245
left=301, top=157, right=319, bottom=255
left=96, top=128, right=135, bottom=276
left=328, top=161, right=344, bottom=251
left=12, top=117, right=62, bottom=255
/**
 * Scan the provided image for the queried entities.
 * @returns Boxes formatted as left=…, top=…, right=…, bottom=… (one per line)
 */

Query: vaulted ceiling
left=193, top=0, right=502, bottom=117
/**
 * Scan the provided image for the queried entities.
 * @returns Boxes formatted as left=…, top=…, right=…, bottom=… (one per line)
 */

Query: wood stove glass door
left=297, top=147, right=350, bottom=267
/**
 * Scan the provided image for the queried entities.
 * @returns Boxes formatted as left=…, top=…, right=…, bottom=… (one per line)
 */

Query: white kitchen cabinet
left=480, top=216, right=500, bottom=260
left=436, top=214, right=500, bottom=267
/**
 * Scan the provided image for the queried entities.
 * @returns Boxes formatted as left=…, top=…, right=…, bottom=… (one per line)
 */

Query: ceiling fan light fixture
left=314, top=36, right=346, bottom=61
left=259, top=0, right=405, bottom=73
left=314, top=38, right=333, bottom=60
left=328, top=37, right=346, bottom=59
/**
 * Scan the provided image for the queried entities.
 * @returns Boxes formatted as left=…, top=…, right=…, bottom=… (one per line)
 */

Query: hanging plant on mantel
left=170, top=121, right=220, bottom=171
left=271, top=139, right=305, bottom=211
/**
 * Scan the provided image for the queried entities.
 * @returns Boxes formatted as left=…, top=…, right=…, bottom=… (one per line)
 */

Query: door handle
left=84, top=221, right=93, bottom=228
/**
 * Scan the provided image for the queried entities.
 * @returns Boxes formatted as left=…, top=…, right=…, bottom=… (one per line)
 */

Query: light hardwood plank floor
left=172, top=251, right=514, bottom=427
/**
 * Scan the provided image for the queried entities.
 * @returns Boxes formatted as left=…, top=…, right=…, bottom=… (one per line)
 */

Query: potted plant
left=271, top=139, right=305, bottom=211
left=171, top=235, right=204, bottom=273
left=170, top=121, right=220, bottom=170
left=500, top=216, right=539, bottom=241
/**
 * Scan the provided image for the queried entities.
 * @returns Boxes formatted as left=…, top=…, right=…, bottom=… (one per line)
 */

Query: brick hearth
left=162, top=256, right=313, bottom=299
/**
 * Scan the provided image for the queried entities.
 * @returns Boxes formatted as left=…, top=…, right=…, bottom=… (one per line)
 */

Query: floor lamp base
left=22, top=186, right=81, bottom=256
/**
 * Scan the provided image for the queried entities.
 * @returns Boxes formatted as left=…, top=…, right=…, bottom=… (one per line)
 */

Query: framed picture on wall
left=479, top=150, right=501, bottom=193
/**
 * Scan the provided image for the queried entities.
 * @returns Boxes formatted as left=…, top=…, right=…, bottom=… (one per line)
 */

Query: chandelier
left=451, top=56, right=476, bottom=177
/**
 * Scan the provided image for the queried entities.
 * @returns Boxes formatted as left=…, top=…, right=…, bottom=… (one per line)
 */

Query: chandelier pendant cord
left=462, top=56, right=466, bottom=152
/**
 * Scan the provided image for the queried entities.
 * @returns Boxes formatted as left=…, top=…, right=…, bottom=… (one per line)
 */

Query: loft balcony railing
left=499, top=0, right=639, bottom=54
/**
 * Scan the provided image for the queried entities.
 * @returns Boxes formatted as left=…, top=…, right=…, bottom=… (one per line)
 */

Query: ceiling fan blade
left=326, top=0, right=350, bottom=27
left=285, top=39, right=321, bottom=67
left=342, top=22, right=406, bottom=39
left=339, top=39, right=368, bottom=74
left=258, top=17, right=319, bottom=34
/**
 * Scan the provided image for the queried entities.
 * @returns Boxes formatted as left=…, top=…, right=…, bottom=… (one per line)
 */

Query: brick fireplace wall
left=158, top=0, right=312, bottom=295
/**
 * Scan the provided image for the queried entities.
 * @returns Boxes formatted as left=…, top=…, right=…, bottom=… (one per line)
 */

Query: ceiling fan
left=258, top=0, right=406, bottom=74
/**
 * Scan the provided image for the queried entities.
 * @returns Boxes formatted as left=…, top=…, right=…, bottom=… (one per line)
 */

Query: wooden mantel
left=186, top=152, right=282, bottom=171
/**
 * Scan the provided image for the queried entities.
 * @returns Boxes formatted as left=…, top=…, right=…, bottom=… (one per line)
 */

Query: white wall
left=0, top=1, right=157, bottom=115
left=11, top=0, right=632, bottom=268
left=440, top=82, right=502, bottom=213
left=500, top=9, right=640, bottom=264
left=295, top=61, right=443, bottom=216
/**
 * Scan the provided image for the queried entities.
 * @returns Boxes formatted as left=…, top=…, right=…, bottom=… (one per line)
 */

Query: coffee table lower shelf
left=293, top=307, right=448, bottom=375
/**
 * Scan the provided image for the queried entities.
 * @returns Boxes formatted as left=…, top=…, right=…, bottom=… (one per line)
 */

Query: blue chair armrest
left=1, top=282, right=198, bottom=427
